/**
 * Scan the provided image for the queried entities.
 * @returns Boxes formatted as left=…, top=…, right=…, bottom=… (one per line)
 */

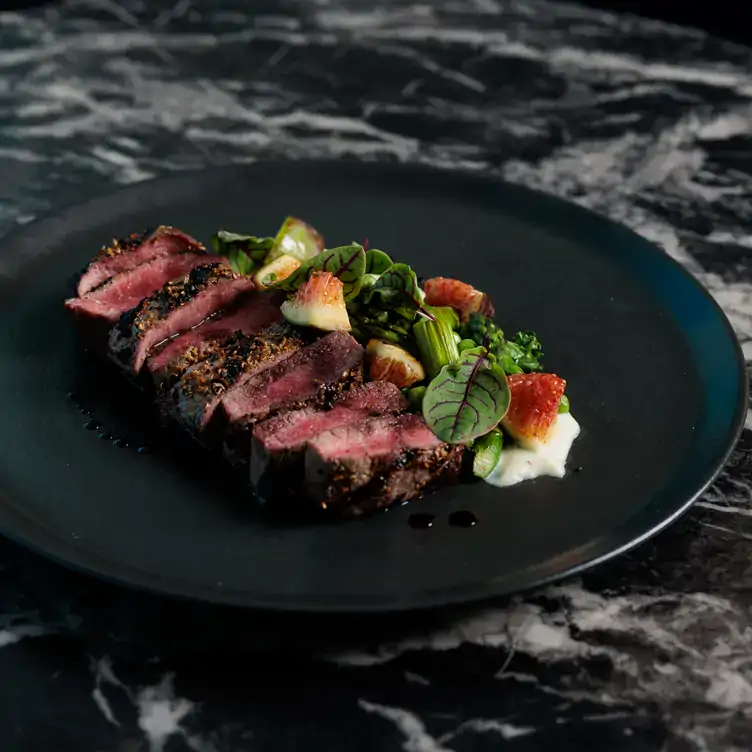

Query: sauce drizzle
left=408, top=513, right=435, bottom=529
left=448, top=510, right=477, bottom=528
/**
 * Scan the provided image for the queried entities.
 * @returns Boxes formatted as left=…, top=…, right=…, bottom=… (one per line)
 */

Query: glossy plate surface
left=0, top=160, right=745, bottom=612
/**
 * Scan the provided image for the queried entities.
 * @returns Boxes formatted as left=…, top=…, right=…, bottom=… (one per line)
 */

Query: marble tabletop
left=1, top=0, right=752, bottom=749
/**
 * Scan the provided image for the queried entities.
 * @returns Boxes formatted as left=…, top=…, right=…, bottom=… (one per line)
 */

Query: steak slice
left=77, top=226, right=204, bottom=296
left=305, top=413, right=464, bottom=516
left=65, top=251, right=209, bottom=324
left=164, top=324, right=303, bottom=435
left=109, top=263, right=255, bottom=374
left=219, top=331, right=364, bottom=464
left=147, top=291, right=283, bottom=389
left=336, top=380, right=410, bottom=412
left=250, top=381, right=408, bottom=492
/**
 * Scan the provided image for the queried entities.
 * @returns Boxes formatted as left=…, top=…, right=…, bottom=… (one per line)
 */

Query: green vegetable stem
left=414, top=315, right=460, bottom=380
left=348, top=298, right=415, bottom=347
left=472, top=429, right=504, bottom=478
left=423, top=305, right=459, bottom=332
left=558, top=394, right=570, bottom=414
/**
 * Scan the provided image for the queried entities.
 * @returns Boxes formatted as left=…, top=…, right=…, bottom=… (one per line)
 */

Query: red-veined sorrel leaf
left=422, top=346, right=510, bottom=444
left=369, top=263, right=423, bottom=309
left=265, top=243, right=365, bottom=300
left=209, top=231, right=273, bottom=276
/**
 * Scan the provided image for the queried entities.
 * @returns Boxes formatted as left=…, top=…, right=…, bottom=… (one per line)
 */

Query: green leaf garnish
left=209, top=231, right=274, bottom=276
left=422, top=346, right=510, bottom=444
left=266, top=243, right=366, bottom=301
left=365, top=249, right=393, bottom=275
left=369, top=263, right=424, bottom=309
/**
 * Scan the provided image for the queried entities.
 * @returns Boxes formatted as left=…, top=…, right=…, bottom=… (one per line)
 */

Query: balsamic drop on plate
left=408, top=513, right=435, bottom=529
left=448, top=511, right=477, bottom=528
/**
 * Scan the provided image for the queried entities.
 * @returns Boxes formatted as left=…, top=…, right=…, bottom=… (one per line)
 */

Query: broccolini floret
left=460, top=313, right=544, bottom=374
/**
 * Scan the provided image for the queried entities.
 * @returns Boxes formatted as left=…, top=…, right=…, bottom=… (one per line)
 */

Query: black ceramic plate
left=0, top=161, right=745, bottom=613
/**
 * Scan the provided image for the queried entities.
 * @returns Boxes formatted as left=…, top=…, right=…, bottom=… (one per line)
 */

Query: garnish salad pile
left=212, top=216, right=580, bottom=487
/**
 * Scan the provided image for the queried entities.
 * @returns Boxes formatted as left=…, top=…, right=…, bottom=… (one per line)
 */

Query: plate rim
left=0, top=158, right=746, bottom=613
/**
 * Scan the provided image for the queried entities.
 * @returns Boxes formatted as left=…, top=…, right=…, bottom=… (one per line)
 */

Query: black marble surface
left=1, top=1, right=752, bottom=750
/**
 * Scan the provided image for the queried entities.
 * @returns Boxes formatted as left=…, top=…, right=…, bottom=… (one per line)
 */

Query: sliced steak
left=77, top=226, right=204, bottom=296
left=335, top=380, right=409, bottom=412
left=109, top=263, right=256, bottom=374
left=65, top=251, right=209, bottom=324
left=146, top=291, right=283, bottom=389
left=219, top=331, right=364, bottom=464
left=304, top=413, right=464, bottom=516
left=250, top=381, right=408, bottom=492
left=164, top=324, right=304, bottom=435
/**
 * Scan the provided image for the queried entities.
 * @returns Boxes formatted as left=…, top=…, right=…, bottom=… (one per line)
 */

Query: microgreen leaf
left=365, top=249, right=393, bottom=275
left=265, top=243, right=366, bottom=300
left=369, top=263, right=424, bottom=309
left=209, top=231, right=273, bottom=276
left=422, top=346, right=510, bottom=444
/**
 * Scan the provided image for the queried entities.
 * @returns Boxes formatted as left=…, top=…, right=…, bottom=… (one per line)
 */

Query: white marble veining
left=0, top=0, right=751, bottom=750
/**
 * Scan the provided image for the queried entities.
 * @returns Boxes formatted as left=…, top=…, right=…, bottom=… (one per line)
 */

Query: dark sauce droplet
left=97, top=432, right=111, bottom=441
left=574, top=466, right=583, bottom=473
left=137, top=446, right=151, bottom=455
left=83, top=420, right=99, bottom=431
left=67, top=391, right=80, bottom=401
left=408, top=513, right=435, bottom=529
left=449, top=511, right=477, bottom=528
left=113, top=438, right=128, bottom=449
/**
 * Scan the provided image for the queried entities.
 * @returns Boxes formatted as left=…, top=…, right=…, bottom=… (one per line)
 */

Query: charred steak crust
left=70, top=231, right=148, bottom=292
left=341, top=445, right=464, bottom=518
left=165, top=324, right=304, bottom=434
left=304, top=414, right=465, bottom=516
left=93, top=229, right=152, bottom=263
left=221, top=332, right=365, bottom=427
left=147, top=291, right=284, bottom=390
left=218, top=332, right=366, bottom=466
left=249, top=381, right=409, bottom=494
left=108, top=263, right=250, bottom=372
left=94, top=227, right=203, bottom=263
left=314, top=365, right=363, bottom=410
left=115, top=263, right=234, bottom=336
left=152, top=336, right=231, bottom=393
left=222, top=364, right=363, bottom=466
left=76, top=226, right=205, bottom=296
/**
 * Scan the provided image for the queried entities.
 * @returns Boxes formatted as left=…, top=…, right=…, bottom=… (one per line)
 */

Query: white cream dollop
left=485, top=412, right=581, bottom=488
